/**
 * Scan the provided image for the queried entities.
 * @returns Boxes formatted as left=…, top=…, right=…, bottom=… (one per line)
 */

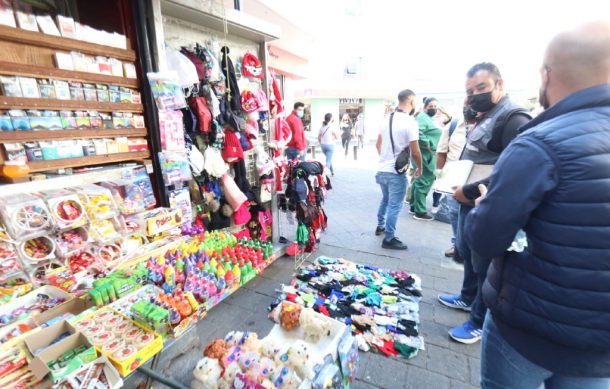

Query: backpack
left=389, top=112, right=411, bottom=174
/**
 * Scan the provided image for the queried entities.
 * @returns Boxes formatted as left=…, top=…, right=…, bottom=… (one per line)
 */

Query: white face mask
left=296, top=111, right=304, bottom=118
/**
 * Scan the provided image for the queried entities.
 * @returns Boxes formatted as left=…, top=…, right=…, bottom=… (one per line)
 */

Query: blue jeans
left=286, top=147, right=305, bottom=162
left=457, top=204, right=491, bottom=328
left=447, top=195, right=460, bottom=244
left=321, top=144, right=335, bottom=174
left=376, top=172, right=408, bottom=241
left=481, top=312, right=610, bottom=389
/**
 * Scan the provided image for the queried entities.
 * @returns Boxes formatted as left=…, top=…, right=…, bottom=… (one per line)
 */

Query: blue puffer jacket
left=465, top=84, right=610, bottom=377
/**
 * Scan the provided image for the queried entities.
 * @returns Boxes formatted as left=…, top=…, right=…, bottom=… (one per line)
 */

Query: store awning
left=267, top=44, right=309, bottom=80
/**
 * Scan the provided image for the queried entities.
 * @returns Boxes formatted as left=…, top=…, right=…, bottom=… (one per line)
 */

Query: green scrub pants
left=411, top=150, right=436, bottom=215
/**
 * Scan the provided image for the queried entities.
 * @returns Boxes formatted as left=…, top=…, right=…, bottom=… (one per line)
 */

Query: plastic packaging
left=73, top=184, right=118, bottom=221
left=0, top=194, right=53, bottom=241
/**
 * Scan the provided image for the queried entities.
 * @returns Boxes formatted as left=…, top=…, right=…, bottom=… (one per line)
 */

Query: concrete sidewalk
left=147, top=146, right=480, bottom=389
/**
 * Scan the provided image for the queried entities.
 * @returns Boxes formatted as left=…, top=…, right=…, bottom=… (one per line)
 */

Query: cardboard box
left=25, top=320, right=76, bottom=356
left=56, top=355, right=123, bottom=389
left=28, top=332, right=97, bottom=382
left=34, top=298, right=96, bottom=328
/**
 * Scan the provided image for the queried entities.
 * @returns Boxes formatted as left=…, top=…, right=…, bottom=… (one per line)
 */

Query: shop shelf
left=0, top=25, right=135, bottom=62
left=0, top=61, right=138, bottom=88
left=26, top=150, right=150, bottom=172
left=0, top=128, right=148, bottom=143
left=0, top=96, right=143, bottom=113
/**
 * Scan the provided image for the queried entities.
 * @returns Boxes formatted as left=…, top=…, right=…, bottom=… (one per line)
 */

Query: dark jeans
left=457, top=204, right=492, bottom=328
left=286, top=147, right=305, bottom=162
left=481, top=312, right=610, bottom=389
left=341, top=135, right=351, bottom=156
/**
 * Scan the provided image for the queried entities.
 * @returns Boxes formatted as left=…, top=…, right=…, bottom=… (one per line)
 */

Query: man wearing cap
left=375, top=89, right=422, bottom=250
left=285, top=102, right=307, bottom=162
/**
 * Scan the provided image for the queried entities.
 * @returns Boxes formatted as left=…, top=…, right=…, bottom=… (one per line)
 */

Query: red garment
left=286, top=112, right=306, bottom=151
left=269, top=76, right=283, bottom=114
left=274, top=117, right=291, bottom=158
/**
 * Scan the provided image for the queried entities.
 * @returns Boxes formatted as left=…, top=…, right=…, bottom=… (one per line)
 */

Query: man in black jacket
left=437, top=62, right=531, bottom=344
left=466, top=21, right=610, bottom=388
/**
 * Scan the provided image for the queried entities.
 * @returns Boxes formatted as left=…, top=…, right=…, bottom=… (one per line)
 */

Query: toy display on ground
left=192, top=307, right=358, bottom=389
left=269, top=257, right=425, bottom=360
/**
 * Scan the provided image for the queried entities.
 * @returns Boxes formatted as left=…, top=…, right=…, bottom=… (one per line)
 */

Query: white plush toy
left=218, top=362, right=242, bottom=389
left=300, top=307, right=331, bottom=343
left=259, top=337, right=282, bottom=358
left=191, top=357, right=222, bottom=389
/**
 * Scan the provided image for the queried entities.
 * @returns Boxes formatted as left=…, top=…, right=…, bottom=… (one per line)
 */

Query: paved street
left=146, top=144, right=480, bottom=389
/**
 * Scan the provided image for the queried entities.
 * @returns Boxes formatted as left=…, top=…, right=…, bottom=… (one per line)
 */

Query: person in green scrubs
left=411, top=97, right=442, bottom=220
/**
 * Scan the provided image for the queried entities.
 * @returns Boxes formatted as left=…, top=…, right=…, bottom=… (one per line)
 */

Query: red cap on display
left=241, top=90, right=259, bottom=113
left=222, top=130, right=245, bottom=163
left=221, top=174, right=248, bottom=211
left=242, top=53, right=263, bottom=78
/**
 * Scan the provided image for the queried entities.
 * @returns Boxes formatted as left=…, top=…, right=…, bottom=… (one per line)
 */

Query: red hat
left=242, top=53, right=263, bottom=78
left=233, top=201, right=251, bottom=225
left=222, top=130, right=244, bottom=163
left=241, top=90, right=259, bottom=113
left=221, top=174, right=248, bottom=211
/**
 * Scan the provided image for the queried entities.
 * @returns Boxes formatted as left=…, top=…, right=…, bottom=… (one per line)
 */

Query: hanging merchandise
left=270, top=257, right=425, bottom=360
left=166, top=48, right=199, bottom=89
left=220, top=46, right=241, bottom=112
left=241, top=52, right=264, bottom=79
left=158, top=151, right=193, bottom=186
left=254, top=87, right=269, bottom=113
left=169, top=187, right=193, bottom=224
left=203, top=147, right=229, bottom=178
left=147, top=71, right=188, bottom=112
left=158, top=110, right=186, bottom=151
left=221, top=173, right=248, bottom=212
left=241, top=90, right=259, bottom=113
left=187, top=143, right=205, bottom=176
left=188, top=96, right=212, bottom=133
left=179, top=47, right=206, bottom=82
left=269, top=76, right=284, bottom=116
left=222, top=130, right=245, bottom=163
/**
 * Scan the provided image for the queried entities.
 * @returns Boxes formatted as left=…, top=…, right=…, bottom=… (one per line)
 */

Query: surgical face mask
left=296, top=110, right=304, bottom=118
left=468, top=91, right=496, bottom=113
left=426, top=108, right=437, bottom=117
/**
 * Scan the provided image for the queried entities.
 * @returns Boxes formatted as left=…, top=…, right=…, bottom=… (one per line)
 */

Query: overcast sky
left=260, top=0, right=608, bottom=95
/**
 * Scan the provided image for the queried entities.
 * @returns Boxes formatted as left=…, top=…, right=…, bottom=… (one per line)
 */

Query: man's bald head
left=541, top=21, right=610, bottom=107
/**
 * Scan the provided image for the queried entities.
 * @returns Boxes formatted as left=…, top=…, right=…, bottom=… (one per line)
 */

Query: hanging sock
left=296, top=223, right=309, bottom=244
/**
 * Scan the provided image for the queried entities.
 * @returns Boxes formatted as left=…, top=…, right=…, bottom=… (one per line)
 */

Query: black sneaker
left=408, top=207, right=415, bottom=215
left=413, top=213, right=433, bottom=221
left=375, top=226, right=385, bottom=236
left=382, top=238, right=408, bottom=250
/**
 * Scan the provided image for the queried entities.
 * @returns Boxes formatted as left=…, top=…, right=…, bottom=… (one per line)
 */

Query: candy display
left=0, top=195, right=53, bottom=241
left=0, top=288, right=69, bottom=327
left=46, top=193, right=87, bottom=230
left=75, top=185, right=118, bottom=221
left=19, top=235, right=56, bottom=263
left=55, top=227, right=89, bottom=257
left=270, top=257, right=425, bottom=360
left=89, top=219, right=121, bottom=243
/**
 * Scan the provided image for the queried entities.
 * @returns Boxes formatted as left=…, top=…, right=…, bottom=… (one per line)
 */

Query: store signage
left=340, top=98, right=363, bottom=104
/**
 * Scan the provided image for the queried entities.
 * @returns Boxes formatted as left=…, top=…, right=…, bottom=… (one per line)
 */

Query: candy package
left=44, top=191, right=88, bottom=230
left=73, top=184, right=118, bottom=221
left=147, top=71, right=187, bottom=112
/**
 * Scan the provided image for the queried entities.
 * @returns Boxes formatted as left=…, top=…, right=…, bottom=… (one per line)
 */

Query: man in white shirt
left=375, top=89, right=423, bottom=250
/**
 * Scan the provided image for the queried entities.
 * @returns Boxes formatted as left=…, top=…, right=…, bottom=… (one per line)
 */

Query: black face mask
left=468, top=92, right=496, bottom=113
left=463, top=106, right=478, bottom=122
left=409, top=108, right=415, bottom=116
left=426, top=108, right=437, bottom=117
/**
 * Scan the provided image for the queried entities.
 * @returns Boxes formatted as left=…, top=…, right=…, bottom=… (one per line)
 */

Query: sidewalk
left=149, top=146, right=480, bottom=389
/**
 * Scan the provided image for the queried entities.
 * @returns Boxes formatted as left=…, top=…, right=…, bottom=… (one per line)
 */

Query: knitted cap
left=242, top=53, right=263, bottom=78
left=222, top=130, right=244, bottom=163
left=233, top=201, right=251, bottom=225
left=221, top=173, right=248, bottom=211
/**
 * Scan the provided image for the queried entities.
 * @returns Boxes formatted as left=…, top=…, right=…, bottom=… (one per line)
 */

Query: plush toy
left=203, top=192, right=220, bottom=213
left=238, top=351, right=260, bottom=371
left=300, top=307, right=331, bottom=343
left=222, top=346, right=243, bottom=368
left=224, top=331, right=246, bottom=347
left=248, top=356, right=275, bottom=383
left=219, top=362, right=242, bottom=389
left=242, top=332, right=262, bottom=352
left=279, top=301, right=302, bottom=331
left=204, top=339, right=228, bottom=360
left=259, top=338, right=282, bottom=359
left=283, top=341, right=311, bottom=380
left=191, top=357, right=222, bottom=389
left=269, top=364, right=301, bottom=389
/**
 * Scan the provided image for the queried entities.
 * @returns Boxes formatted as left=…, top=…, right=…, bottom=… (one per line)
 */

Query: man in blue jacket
left=465, top=21, right=610, bottom=388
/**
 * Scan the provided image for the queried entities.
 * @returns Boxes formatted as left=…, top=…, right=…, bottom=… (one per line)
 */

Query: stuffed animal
left=300, top=307, right=331, bottom=343
left=247, top=356, right=275, bottom=383
left=203, top=192, right=220, bottom=213
left=191, top=357, right=222, bottom=389
left=279, top=301, right=302, bottom=331
left=269, top=364, right=301, bottom=389
left=284, top=341, right=311, bottom=380
left=224, top=331, right=246, bottom=347
left=259, top=338, right=282, bottom=359
left=222, top=346, right=243, bottom=368
left=218, top=362, right=242, bottom=389
left=243, top=332, right=262, bottom=352
left=238, top=351, right=260, bottom=372
left=204, top=339, right=228, bottom=360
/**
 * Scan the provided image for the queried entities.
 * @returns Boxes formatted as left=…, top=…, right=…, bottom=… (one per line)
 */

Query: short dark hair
left=423, top=97, right=437, bottom=107
left=467, top=62, right=502, bottom=81
left=323, top=113, right=332, bottom=125
left=294, top=102, right=305, bottom=110
left=397, top=89, right=415, bottom=103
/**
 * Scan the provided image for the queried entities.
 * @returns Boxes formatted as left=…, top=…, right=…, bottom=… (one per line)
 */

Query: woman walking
left=318, top=113, right=339, bottom=175
left=339, top=114, right=354, bottom=157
